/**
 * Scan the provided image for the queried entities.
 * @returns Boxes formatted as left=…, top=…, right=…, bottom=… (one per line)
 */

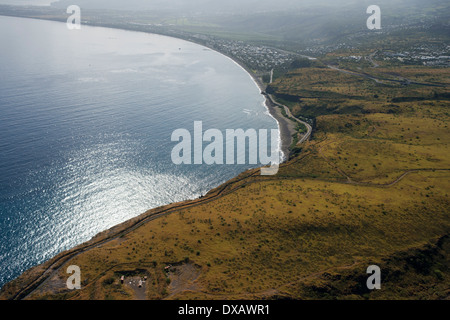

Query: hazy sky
left=0, top=0, right=54, bottom=5
left=50, top=0, right=376, bottom=11
left=0, top=0, right=443, bottom=15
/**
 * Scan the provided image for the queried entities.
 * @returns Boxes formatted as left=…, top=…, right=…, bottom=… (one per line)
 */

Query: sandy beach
left=0, top=18, right=301, bottom=298
left=218, top=54, right=298, bottom=161
left=260, top=91, right=297, bottom=161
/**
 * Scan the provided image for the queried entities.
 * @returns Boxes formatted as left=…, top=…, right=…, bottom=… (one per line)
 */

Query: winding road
left=6, top=47, right=446, bottom=301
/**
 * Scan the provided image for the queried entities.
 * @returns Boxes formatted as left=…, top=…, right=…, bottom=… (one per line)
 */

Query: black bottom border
left=1, top=300, right=445, bottom=318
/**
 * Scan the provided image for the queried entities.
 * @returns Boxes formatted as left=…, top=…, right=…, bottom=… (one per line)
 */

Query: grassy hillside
left=1, top=50, right=448, bottom=300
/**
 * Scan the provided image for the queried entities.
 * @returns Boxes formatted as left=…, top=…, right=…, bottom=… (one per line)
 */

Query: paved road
left=327, top=65, right=384, bottom=84
left=327, top=64, right=444, bottom=87
left=267, top=94, right=312, bottom=145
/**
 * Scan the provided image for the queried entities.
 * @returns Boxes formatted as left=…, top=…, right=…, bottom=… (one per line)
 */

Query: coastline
left=0, top=165, right=271, bottom=299
left=229, top=59, right=296, bottom=162
left=214, top=53, right=295, bottom=161
left=0, top=13, right=296, bottom=161
left=0, top=15, right=299, bottom=298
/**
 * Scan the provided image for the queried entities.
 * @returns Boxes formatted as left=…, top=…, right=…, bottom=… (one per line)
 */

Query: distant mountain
left=47, top=0, right=450, bottom=46
left=51, top=0, right=448, bottom=14
left=50, top=0, right=381, bottom=14
left=52, top=0, right=300, bottom=13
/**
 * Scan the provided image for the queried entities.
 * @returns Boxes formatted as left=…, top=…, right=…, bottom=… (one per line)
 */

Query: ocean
left=0, top=16, right=279, bottom=287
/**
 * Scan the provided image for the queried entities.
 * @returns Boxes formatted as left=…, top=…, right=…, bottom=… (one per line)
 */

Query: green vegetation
left=2, top=51, right=447, bottom=300
left=0, top=1, right=449, bottom=301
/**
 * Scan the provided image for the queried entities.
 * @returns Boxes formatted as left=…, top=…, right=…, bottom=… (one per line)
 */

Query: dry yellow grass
left=2, top=57, right=449, bottom=301
left=25, top=167, right=449, bottom=300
